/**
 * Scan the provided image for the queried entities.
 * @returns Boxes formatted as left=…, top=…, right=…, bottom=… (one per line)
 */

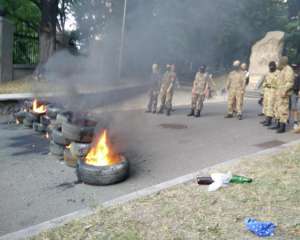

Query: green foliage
left=0, top=0, right=40, bottom=32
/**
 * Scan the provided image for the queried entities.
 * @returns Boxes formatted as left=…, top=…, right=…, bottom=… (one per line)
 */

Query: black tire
left=40, top=115, right=51, bottom=126
left=62, top=121, right=95, bottom=143
left=56, top=111, right=73, bottom=125
left=33, top=122, right=47, bottom=133
left=70, top=142, right=90, bottom=158
left=76, top=156, right=129, bottom=185
left=23, top=118, right=33, bottom=128
left=47, top=107, right=62, bottom=119
left=14, top=111, right=27, bottom=124
left=49, top=141, right=64, bottom=157
left=64, top=148, right=78, bottom=168
left=25, top=112, right=40, bottom=122
left=52, top=128, right=70, bottom=145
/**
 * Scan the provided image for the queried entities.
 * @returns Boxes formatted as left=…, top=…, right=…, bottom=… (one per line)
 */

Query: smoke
left=38, top=0, right=285, bottom=111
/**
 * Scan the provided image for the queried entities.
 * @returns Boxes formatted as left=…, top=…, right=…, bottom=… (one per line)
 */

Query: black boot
left=187, top=109, right=194, bottom=117
left=166, top=109, right=171, bottom=116
left=237, top=114, right=243, bottom=120
left=225, top=114, right=233, bottom=118
left=269, top=120, right=280, bottom=130
left=157, top=107, right=164, bottom=114
left=195, top=110, right=201, bottom=118
left=260, top=118, right=267, bottom=124
left=263, top=117, right=272, bottom=126
left=277, top=123, right=286, bottom=133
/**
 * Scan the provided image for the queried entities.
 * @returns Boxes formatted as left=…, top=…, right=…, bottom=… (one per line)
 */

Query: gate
left=13, top=31, right=39, bottom=65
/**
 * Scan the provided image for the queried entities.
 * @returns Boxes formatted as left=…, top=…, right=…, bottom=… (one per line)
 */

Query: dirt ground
left=31, top=144, right=300, bottom=240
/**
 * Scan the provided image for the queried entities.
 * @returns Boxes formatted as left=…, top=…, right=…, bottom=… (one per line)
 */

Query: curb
left=1, top=139, right=300, bottom=240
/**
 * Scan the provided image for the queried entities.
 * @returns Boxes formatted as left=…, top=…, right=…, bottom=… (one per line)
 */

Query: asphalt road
left=0, top=100, right=299, bottom=236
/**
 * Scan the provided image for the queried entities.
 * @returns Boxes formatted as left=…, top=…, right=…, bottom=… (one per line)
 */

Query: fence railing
left=13, top=32, right=39, bottom=65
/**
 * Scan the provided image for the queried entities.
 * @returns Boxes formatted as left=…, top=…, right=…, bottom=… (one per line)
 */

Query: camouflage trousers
left=277, top=96, right=290, bottom=123
left=191, top=93, right=205, bottom=112
left=227, top=90, right=244, bottom=114
left=159, top=90, right=173, bottom=111
left=146, top=90, right=159, bottom=112
left=263, top=88, right=276, bottom=117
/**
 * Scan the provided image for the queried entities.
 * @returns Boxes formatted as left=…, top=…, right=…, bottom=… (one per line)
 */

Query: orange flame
left=66, top=144, right=71, bottom=149
left=32, top=99, right=46, bottom=114
left=85, top=130, right=120, bottom=167
left=16, top=119, right=20, bottom=125
left=45, top=132, right=50, bottom=139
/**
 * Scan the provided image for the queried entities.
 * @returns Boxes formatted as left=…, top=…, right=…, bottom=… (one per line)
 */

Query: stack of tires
left=48, top=111, right=72, bottom=160
left=62, top=117, right=97, bottom=168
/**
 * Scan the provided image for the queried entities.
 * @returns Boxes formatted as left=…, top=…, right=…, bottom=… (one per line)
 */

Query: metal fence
left=13, top=32, right=39, bottom=65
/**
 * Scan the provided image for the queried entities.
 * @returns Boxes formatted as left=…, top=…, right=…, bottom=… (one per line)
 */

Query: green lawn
left=31, top=144, right=300, bottom=240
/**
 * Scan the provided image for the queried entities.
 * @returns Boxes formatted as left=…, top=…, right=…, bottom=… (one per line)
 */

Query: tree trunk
left=35, top=0, right=58, bottom=77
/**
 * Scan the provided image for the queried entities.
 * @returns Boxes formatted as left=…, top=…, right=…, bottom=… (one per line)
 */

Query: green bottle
left=230, top=175, right=252, bottom=184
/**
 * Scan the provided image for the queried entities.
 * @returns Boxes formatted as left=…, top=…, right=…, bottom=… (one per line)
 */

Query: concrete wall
left=13, top=64, right=35, bottom=80
left=0, top=17, right=14, bottom=83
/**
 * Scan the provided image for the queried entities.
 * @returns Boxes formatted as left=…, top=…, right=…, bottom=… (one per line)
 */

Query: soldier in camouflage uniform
left=158, top=64, right=177, bottom=116
left=187, top=65, right=209, bottom=118
left=275, top=56, right=295, bottom=133
left=146, top=64, right=161, bottom=113
left=225, top=60, right=247, bottom=120
left=261, top=61, right=280, bottom=127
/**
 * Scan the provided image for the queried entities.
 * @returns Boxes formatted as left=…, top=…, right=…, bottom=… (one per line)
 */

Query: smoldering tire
left=49, top=141, right=65, bottom=158
left=33, top=122, right=47, bottom=133
left=52, top=128, right=71, bottom=146
left=46, top=107, right=62, bottom=119
left=76, top=157, right=129, bottom=186
left=62, top=121, right=95, bottom=143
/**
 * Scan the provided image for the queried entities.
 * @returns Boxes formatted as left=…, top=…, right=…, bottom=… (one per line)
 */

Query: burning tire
left=69, top=142, right=90, bottom=158
left=62, top=121, right=95, bottom=143
left=52, top=128, right=70, bottom=146
left=64, top=148, right=78, bottom=168
left=76, top=156, right=129, bottom=186
left=33, top=122, right=47, bottom=133
left=49, top=141, right=64, bottom=158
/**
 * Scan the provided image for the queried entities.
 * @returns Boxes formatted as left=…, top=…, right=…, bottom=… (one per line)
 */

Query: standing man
left=158, top=64, right=177, bottom=116
left=276, top=56, right=295, bottom=133
left=261, top=61, right=280, bottom=126
left=225, top=60, right=247, bottom=120
left=187, top=65, right=209, bottom=118
left=146, top=64, right=161, bottom=113
left=290, top=65, right=300, bottom=130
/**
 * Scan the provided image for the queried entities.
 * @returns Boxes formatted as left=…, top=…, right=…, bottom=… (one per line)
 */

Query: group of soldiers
left=146, top=64, right=178, bottom=116
left=145, top=57, right=295, bottom=134
left=259, top=56, right=295, bottom=133
left=146, top=60, right=249, bottom=119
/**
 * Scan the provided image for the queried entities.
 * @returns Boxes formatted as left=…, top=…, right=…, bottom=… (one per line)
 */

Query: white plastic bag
left=208, top=172, right=232, bottom=192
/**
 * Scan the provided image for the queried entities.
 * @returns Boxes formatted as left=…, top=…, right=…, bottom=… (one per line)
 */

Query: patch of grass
left=31, top=145, right=300, bottom=240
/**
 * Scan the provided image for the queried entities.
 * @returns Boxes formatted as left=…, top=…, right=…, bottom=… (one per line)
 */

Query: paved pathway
left=0, top=100, right=299, bottom=236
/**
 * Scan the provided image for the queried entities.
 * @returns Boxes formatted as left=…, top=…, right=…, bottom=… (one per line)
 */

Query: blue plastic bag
left=244, top=218, right=276, bottom=237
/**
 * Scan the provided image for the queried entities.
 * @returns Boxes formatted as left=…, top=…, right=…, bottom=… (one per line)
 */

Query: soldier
left=146, top=64, right=161, bottom=113
left=225, top=60, right=247, bottom=120
left=158, top=64, right=177, bottom=116
left=261, top=61, right=280, bottom=127
left=187, top=65, right=209, bottom=117
left=275, top=56, right=295, bottom=133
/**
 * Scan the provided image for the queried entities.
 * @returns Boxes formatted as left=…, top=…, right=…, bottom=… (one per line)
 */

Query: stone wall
left=0, top=17, right=14, bottom=83
left=248, top=31, right=285, bottom=90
